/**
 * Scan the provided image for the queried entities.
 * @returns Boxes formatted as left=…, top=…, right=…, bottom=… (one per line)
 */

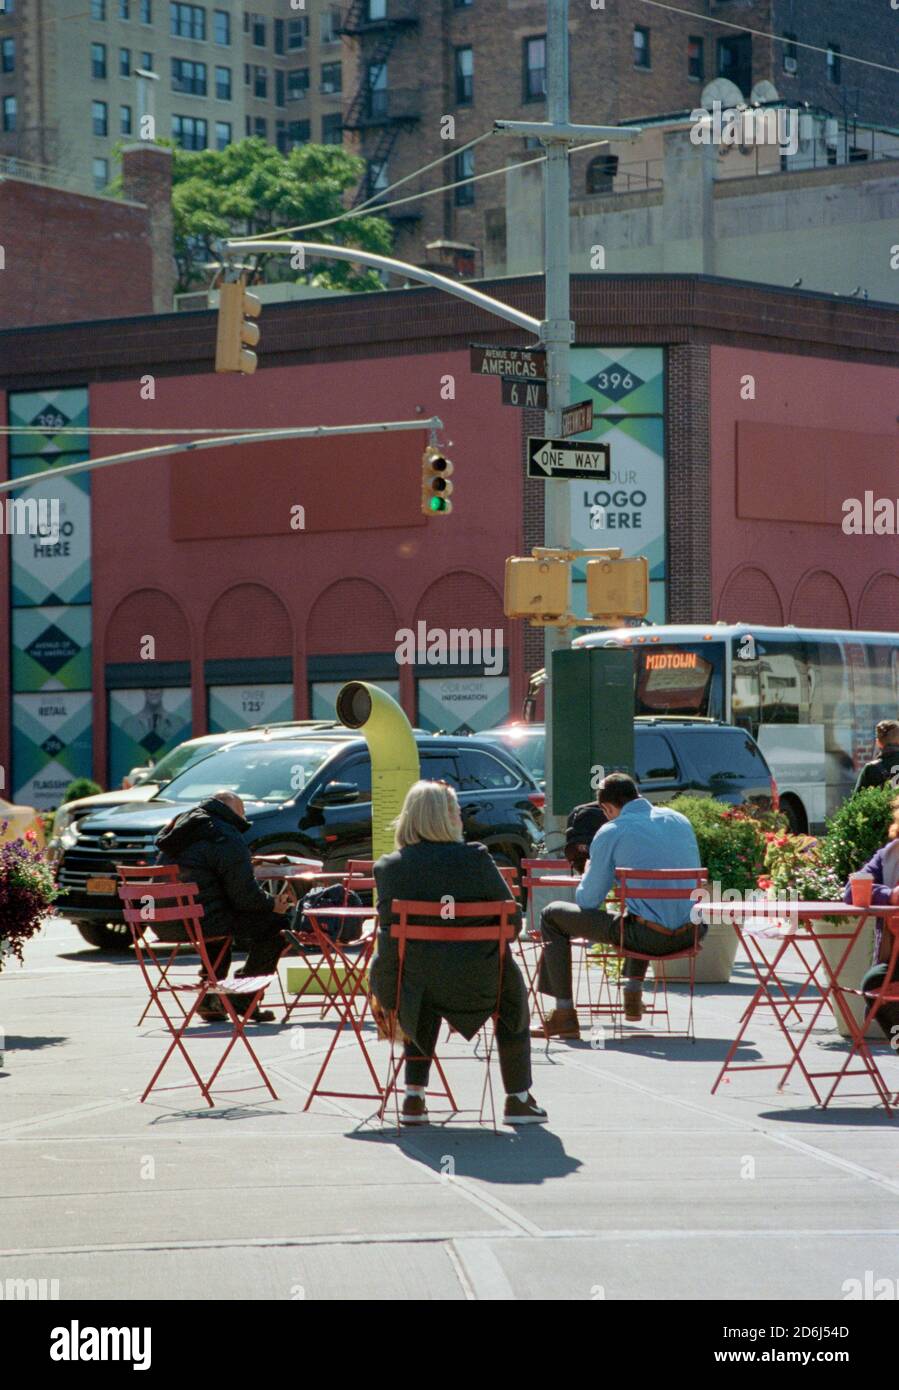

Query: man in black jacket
left=156, top=790, right=292, bottom=1022
left=854, top=720, right=899, bottom=795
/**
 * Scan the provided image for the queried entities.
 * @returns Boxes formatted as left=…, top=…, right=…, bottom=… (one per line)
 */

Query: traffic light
left=504, top=555, right=569, bottom=621
left=421, top=446, right=454, bottom=516
left=585, top=555, right=649, bottom=622
left=215, top=276, right=261, bottom=374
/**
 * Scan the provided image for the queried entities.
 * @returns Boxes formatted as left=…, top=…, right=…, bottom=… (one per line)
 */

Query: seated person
left=369, top=780, right=547, bottom=1127
left=564, top=798, right=608, bottom=874
left=155, top=789, right=293, bottom=1023
left=841, top=793, right=899, bottom=1041
left=536, top=773, right=704, bottom=1038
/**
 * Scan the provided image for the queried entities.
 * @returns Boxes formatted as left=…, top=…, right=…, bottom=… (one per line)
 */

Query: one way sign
left=527, top=437, right=611, bottom=481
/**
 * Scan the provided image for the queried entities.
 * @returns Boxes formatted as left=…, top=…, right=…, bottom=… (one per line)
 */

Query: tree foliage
left=114, top=139, right=393, bottom=295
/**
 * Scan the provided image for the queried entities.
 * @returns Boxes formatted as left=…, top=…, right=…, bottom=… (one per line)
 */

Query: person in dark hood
left=155, top=789, right=293, bottom=1023
left=853, top=720, right=899, bottom=795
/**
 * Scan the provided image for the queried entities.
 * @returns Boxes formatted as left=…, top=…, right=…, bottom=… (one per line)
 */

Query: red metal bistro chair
left=279, top=865, right=377, bottom=1027
left=519, top=859, right=576, bottom=1032
left=119, top=879, right=278, bottom=1108
left=376, top=899, right=519, bottom=1131
left=588, top=867, right=708, bottom=1041
left=824, top=915, right=899, bottom=1112
left=117, top=862, right=182, bottom=1025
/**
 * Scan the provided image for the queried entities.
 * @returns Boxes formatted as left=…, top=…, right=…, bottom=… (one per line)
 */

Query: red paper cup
left=849, top=874, right=874, bottom=907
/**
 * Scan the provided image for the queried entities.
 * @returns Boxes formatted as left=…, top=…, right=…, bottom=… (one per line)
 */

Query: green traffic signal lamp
left=421, top=446, right=454, bottom=517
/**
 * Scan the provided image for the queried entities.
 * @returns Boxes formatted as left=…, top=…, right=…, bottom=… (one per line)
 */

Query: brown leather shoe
left=399, top=1093, right=429, bottom=1125
left=531, top=1007, right=580, bottom=1040
left=623, top=990, right=643, bottom=1022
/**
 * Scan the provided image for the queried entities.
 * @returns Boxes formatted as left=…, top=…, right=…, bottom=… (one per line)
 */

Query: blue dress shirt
left=575, top=798, right=701, bottom=930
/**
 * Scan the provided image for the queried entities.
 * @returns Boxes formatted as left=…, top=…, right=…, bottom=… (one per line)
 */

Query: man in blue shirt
left=534, top=773, right=703, bottom=1040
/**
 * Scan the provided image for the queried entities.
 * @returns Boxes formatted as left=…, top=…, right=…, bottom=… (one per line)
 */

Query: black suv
left=479, top=718, right=777, bottom=812
left=56, top=732, right=544, bottom=950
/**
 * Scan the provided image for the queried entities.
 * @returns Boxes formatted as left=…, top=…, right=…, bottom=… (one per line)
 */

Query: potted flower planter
left=651, top=918, right=739, bottom=985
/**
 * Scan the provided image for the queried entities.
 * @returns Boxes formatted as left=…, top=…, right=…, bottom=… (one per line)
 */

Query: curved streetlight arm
left=224, top=240, right=544, bottom=339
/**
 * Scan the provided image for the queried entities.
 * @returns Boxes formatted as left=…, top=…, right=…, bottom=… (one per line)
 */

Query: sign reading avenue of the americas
left=470, top=344, right=547, bottom=380
left=527, top=437, right=611, bottom=481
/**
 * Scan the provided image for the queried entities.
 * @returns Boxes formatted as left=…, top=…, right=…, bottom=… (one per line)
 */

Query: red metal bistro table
left=697, top=901, right=899, bottom=1112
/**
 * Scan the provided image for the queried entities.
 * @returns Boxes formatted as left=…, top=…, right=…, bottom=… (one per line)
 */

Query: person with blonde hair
left=369, top=780, right=547, bottom=1126
left=841, top=792, right=899, bottom=1040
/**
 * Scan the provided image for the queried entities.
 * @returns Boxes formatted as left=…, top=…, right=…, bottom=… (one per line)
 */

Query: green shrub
left=667, top=796, right=766, bottom=895
left=61, top=778, right=103, bottom=804
left=818, top=785, right=895, bottom=884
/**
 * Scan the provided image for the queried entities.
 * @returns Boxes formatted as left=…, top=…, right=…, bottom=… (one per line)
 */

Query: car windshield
left=156, top=743, right=337, bottom=805
left=146, top=740, right=229, bottom=785
left=481, top=731, right=545, bottom=781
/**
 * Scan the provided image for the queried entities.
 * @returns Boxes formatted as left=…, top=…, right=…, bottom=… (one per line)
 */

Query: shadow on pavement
left=758, top=1105, right=899, bottom=1128
left=540, top=1036, right=763, bottom=1063
left=348, top=1122, right=583, bottom=1184
left=1, top=1034, right=68, bottom=1051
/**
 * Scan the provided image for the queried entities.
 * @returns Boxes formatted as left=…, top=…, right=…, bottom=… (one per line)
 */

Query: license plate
left=86, top=877, right=117, bottom=895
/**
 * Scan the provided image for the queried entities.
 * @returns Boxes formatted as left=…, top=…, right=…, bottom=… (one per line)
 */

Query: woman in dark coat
left=370, top=779, right=547, bottom=1126
left=841, top=793, right=899, bottom=1040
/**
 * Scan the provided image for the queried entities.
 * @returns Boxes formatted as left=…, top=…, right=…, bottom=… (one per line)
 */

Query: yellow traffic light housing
left=215, top=277, right=261, bottom=374
left=421, top=446, right=454, bottom=516
left=504, top=556, right=569, bottom=621
left=585, top=555, right=649, bottom=622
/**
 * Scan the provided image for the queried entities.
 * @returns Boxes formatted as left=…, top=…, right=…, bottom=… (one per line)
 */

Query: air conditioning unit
left=783, top=56, right=798, bottom=75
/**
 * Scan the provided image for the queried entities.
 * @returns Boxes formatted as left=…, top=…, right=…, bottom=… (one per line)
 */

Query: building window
left=717, top=34, right=752, bottom=96
left=140, top=51, right=153, bottom=70
left=274, top=18, right=285, bottom=55
left=215, top=119, right=231, bottom=149
left=455, top=46, right=473, bottom=104
left=254, top=65, right=267, bottom=99
left=2, top=95, right=16, bottom=132
left=91, top=43, right=108, bottom=79
left=244, top=63, right=250, bottom=86
left=92, top=99, right=108, bottom=135
left=120, top=103, right=133, bottom=134
left=253, top=15, right=266, bottom=46
left=288, top=118, right=310, bottom=146
left=1, top=37, right=15, bottom=74
left=321, top=7, right=340, bottom=44
left=687, top=36, right=704, bottom=81
left=586, top=153, right=618, bottom=193
left=93, top=156, right=109, bottom=188
left=140, top=0, right=152, bottom=22
left=367, top=61, right=387, bottom=117
left=287, top=17, right=306, bottom=50
left=119, top=47, right=131, bottom=76
left=368, top=0, right=386, bottom=19
left=320, top=61, right=341, bottom=95
left=213, top=9, right=230, bottom=45
left=454, top=147, right=475, bottom=205
left=322, top=112, right=342, bottom=144
left=119, top=0, right=130, bottom=17
left=524, top=35, right=546, bottom=101
left=172, top=57, right=207, bottom=95
left=91, top=0, right=107, bottom=19
left=172, top=113, right=207, bottom=148
left=827, top=44, right=841, bottom=84
left=454, top=0, right=473, bottom=7
left=782, top=33, right=798, bottom=74
left=215, top=64, right=230, bottom=99
left=287, top=67, right=309, bottom=101
left=170, top=2, right=206, bottom=42
left=254, top=116, right=267, bottom=137
left=633, top=26, right=650, bottom=68
left=275, top=68, right=285, bottom=106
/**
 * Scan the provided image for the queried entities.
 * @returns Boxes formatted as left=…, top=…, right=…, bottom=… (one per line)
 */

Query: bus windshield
left=634, top=643, right=725, bottom=718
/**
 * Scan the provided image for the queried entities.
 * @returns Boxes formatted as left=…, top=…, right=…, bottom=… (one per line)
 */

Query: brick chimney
left=121, top=144, right=175, bottom=313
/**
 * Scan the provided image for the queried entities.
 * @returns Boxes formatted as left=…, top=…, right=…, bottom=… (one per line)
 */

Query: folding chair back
left=119, top=878, right=277, bottom=1107
left=379, top=898, right=518, bottom=1128
left=117, top=862, right=185, bottom=1024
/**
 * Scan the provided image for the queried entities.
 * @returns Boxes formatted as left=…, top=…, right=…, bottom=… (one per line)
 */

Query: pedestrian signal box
left=215, top=277, right=261, bottom=374
left=585, top=556, right=649, bottom=622
left=551, top=646, right=635, bottom=814
left=504, top=556, right=569, bottom=621
left=421, top=447, right=454, bottom=516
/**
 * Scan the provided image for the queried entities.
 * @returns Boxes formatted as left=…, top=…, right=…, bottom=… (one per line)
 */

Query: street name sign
left=527, top=437, right=611, bottom=481
left=560, top=399, right=594, bottom=438
left=501, top=377, right=549, bottom=409
left=470, top=344, right=547, bottom=380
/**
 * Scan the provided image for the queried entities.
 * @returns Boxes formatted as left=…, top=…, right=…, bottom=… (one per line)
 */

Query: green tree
left=114, top=139, right=393, bottom=295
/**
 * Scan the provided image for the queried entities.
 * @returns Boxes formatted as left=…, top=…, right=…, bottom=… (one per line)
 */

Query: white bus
left=573, top=623, right=899, bottom=832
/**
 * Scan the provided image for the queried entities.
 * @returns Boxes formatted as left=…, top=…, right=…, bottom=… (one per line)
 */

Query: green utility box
left=551, top=646, right=635, bottom=813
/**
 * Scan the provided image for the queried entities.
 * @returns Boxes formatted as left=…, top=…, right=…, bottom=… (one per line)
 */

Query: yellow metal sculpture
left=336, top=682, right=420, bottom=872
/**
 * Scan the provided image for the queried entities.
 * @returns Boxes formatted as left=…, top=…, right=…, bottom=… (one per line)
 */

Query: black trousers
left=538, top=900, right=701, bottom=999
left=201, top=912, right=285, bottom=981
left=404, top=963, right=532, bottom=1094
left=862, top=960, right=899, bottom=1042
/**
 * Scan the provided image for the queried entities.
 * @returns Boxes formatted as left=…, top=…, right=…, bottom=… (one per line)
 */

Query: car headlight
left=53, top=806, right=75, bottom=837
left=58, top=822, right=81, bottom=849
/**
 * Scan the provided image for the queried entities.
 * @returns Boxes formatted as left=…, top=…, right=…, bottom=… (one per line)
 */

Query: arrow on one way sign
left=527, top=437, right=611, bottom=481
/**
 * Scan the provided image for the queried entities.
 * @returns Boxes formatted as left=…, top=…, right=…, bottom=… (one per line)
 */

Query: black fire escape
left=339, top=0, right=422, bottom=217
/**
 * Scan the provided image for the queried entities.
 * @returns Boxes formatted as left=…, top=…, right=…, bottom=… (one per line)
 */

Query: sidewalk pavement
left=1, top=914, right=898, bottom=1302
